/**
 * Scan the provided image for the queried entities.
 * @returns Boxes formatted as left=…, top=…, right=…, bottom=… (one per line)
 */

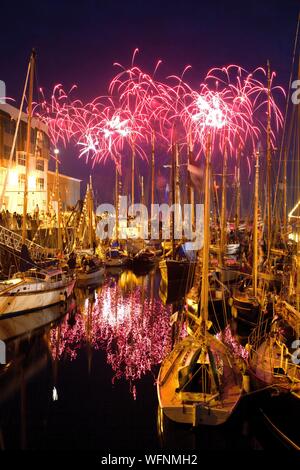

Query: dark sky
left=1, top=0, right=299, bottom=201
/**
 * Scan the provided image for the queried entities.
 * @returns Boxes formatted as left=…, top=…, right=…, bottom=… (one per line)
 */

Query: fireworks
left=34, top=60, right=285, bottom=165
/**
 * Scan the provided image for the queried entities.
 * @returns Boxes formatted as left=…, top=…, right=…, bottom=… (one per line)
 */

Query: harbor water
left=0, top=269, right=294, bottom=450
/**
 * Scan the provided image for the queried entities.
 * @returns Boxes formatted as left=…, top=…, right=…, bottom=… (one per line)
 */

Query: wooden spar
left=220, top=147, right=227, bottom=264
left=235, top=146, right=241, bottom=232
left=200, top=133, right=211, bottom=326
left=140, top=175, right=145, bottom=240
left=55, top=150, right=63, bottom=251
left=266, top=60, right=272, bottom=261
left=175, top=143, right=181, bottom=232
left=88, top=175, right=94, bottom=249
left=187, top=137, right=195, bottom=230
left=151, top=131, right=155, bottom=219
left=171, top=143, right=176, bottom=260
left=22, top=50, right=35, bottom=244
left=283, top=148, right=288, bottom=241
left=253, top=149, right=260, bottom=298
left=115, top=165, right=119, bottom=242
left=131, top=140, right=135, bottom=206
left=297, top=56, right=300, bottom=310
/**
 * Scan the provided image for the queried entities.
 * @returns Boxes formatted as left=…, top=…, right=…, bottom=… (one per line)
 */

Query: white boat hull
left=76, top=267, right=105, bottom=286
left=0, top=279, right=75, bottom=316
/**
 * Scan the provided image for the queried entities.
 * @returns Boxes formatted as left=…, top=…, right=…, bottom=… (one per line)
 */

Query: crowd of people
left=0, top=204, right=74, bottom=232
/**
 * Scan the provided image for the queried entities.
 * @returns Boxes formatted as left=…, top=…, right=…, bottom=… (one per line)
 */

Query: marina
left=0, top=0, right=300, bottom=455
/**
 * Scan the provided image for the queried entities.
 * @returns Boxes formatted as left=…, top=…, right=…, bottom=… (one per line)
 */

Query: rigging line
left=273, top=12, right=300, bottom=215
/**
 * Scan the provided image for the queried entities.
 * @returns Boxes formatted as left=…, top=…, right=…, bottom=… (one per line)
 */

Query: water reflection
left=50, top=270, right=172, bottom=396
left=0, top=269, right=292, bottom=450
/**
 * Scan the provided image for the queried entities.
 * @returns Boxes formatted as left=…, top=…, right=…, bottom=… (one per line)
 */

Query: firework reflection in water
left=50, top=275, right=172, bottom=397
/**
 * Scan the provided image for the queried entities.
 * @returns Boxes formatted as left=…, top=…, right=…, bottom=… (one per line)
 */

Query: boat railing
left=0, top=279, right=27, bottom=296
left=0, top=224, right=46, bottom=259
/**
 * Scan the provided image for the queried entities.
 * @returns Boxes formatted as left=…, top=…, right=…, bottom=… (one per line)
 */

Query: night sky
left=1, top=0, right=299, bottom=201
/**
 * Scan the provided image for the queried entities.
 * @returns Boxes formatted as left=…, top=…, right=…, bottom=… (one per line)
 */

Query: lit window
left=18, top=174, right=26, bottom=189
left=37, top=177, right=44, bottom=190
left=36, top=159, right=44, bottom=171
left=18, top=152, right=26, bottom=166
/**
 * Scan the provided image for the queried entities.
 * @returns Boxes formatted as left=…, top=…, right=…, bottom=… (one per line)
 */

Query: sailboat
left=247, top=27, right=300, bottom=447
left=0, top=51, right=75, bottom=316
left=157, top=135, right=244, bottom=426
left=75, top=177, right=105, bottom=287
left=104, top=166, right=130, bottom=268
left=159, top=144, right=196, bottom=295
left=231, top=149, right=272, bottom=331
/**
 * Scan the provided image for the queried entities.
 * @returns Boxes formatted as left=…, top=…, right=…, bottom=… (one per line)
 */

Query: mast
left=266, top=60, right=272, bottom=261
left=22, top=50, right=35, bottom=244
left=220, top=147, right=227, bottom=264
left=283, top=148, right=288, bottom=241
left=188, top=137, right=195, bottom=230
left=296, top=57, right=300, bottom=310
left=171, top=143, right=176, bottom=259
left=175, top=143, right=181, bottom=233
left=151, top=131, right=155, bottom=218
left=253, top=149, right=260, bottom=297
left=88, top=175, right=94, bottom=249
left=131, top=141, right=135, bottom=206
left=115, top=165, right=119, bottom=242
left=235, top=146, right=241, bottom=233
left=54, top=148, right=63, bottom=251
left=200, top=133, right=211, bottom=327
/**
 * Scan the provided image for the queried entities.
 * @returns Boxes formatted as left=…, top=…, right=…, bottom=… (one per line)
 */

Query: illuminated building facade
left=0, top=103, right=81, bottom=215
left=0, top=102, right=49, bottom=214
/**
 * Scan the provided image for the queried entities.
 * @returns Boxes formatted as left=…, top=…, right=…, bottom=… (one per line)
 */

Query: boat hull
left=76, top=267, right=105, bottom=287
left=157, top=336, right=243, bottom=427
left=0, top=279, right=75, bottom=316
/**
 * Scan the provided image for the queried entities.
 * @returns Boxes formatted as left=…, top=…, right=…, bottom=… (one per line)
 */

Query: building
left=0, top=102, right=80, bottom=214
left=0, top=102, right=49, bottom=214
left=47, top=171, right=81, bottom=210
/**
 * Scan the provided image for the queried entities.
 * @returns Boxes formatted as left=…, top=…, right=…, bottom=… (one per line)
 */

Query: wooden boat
left=157, top=334, right=244, bottom=426
left=158, top=136, right=244, bottom=427
left=159, top=258, right=196, bottom=284
left=248, top=301, right=300, bottom=394
left=0, top=267, right=75, bottom=316
left=76, top=264, right=105, bottom=287
left=131, top=248, right=158, bottom=272
left=104, top=248, right=129, bottom=267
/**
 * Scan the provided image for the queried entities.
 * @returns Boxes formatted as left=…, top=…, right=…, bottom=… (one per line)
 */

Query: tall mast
left=296, top=57, right=300, bottom=310
left=188, top=137, right=195, bottom=230
left=131, top=141, right=135, bottom=206
left=235, top=146, right=241, bottom=233
left=200, top=134, right=211, bottom=327
left=22, top=50, right=35, bottom=244
left=220, top=147, right=227, bottom=264
left=151, top=131, right=155, bottom=219
left=283, top=148, right=287, bottom=241
left=253, top=149, right=260, bottom=297
left=115, top=165, right=119, bottom=242
left=175, top=143, right=181, bottom=231
left=171, top=143, right=176, bottom=259
left=88, top=175, right=94, bottom=249
left=54, top=148, right=63, bottom=251
left=266, top=60, right=272, bottom=261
